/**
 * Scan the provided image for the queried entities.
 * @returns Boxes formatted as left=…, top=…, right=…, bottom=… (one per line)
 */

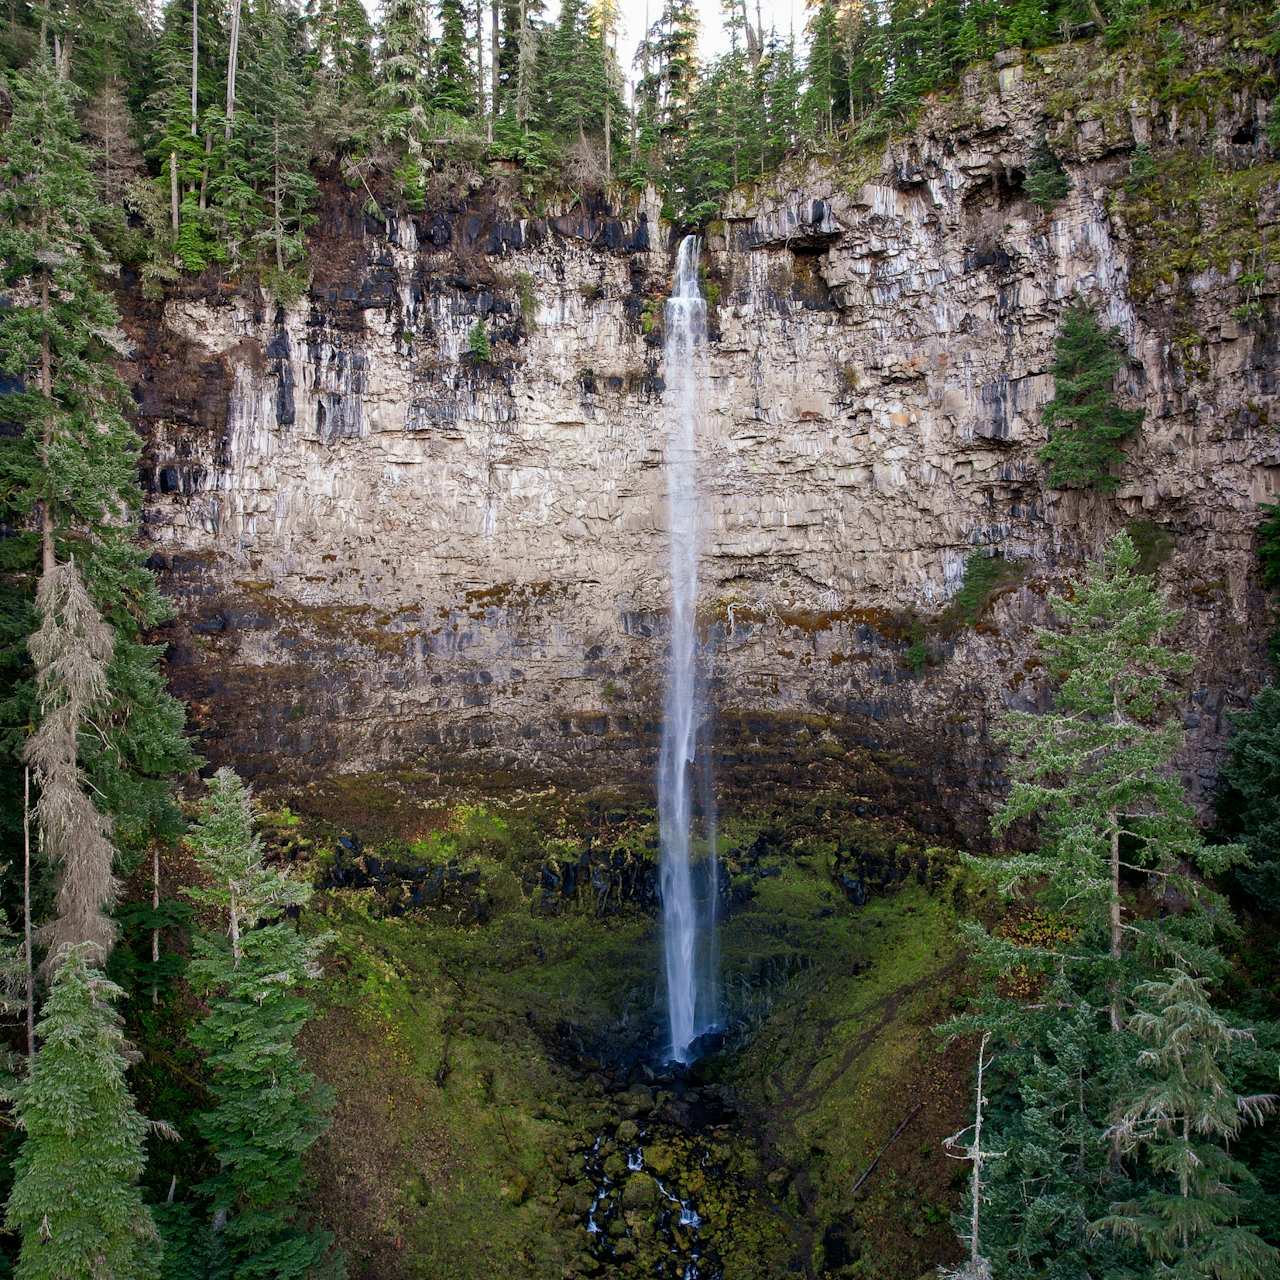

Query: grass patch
left=942, top=553, right=1027, bottom=629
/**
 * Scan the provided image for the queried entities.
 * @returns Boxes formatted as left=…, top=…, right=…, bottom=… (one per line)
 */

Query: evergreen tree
left=374, top=0, right=433, bottom=140
left=802, top=0, right=847, bottom=137
left=979, top=532, right=1247, bottom=1023
left=0, top=52, right=194, bottom=872
left=22, top=562, right=118, bottom=972
left=81, top=76, right=146, bottom=204
left=431, top=0, right=476, bottom=115
left=1094, top=969, right=1279, bottom=1279
left=1218, top=684, right=1280, bottom=918
left=1038, top=302, right=1145, bottom=491
left=3, top=947, right=166, bottom=1280
left=964, top=988, right=1145, bottom=1279
left=179, top=769, right=340, bottom=1280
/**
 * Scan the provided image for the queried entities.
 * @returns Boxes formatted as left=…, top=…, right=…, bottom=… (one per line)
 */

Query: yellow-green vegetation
left=260, top=785, right=982, bottom=1279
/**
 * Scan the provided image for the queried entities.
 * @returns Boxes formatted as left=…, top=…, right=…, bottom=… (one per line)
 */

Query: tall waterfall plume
left=658, top=235, right=718, bottom=1065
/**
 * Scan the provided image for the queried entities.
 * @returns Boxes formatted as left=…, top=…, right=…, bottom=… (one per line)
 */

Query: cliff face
left=131, top=38, right=1279, bottom=841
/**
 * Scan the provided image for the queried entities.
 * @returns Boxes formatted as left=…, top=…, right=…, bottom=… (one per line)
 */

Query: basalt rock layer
left=131, top=38, right=1280, bottom=841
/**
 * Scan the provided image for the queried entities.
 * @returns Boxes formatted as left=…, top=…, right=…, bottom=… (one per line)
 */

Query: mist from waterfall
left=658, top=235, right=718, bottom=1065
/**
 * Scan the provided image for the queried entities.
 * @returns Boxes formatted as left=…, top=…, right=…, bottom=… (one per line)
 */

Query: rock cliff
left=130, top=36, right=1279, bottom=840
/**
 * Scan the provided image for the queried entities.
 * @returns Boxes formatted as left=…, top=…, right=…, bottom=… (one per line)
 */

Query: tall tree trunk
left=476, top=0, right=483, bottom=120
left=601, top=15, right=611, bottom=180
left=199, top=132, right=211, bottom=209
left=224, top=0, right=242, bottom=142
left=151, top=844, right=160, bottom=1005
left=190, top=0, right=199, bottom=137
left=516, top=0, right=530, bottom=124
left=489, top=0, right=499, bottom=141
left=23, top=767, right=34, bottom=1063
left=39, top=273, right=53, bottom=575
left=170, top=151, right=180, bottom=241
left=274, top=121, right=283, bottom=274
left=1109, top=812, right=1122, bottom=1031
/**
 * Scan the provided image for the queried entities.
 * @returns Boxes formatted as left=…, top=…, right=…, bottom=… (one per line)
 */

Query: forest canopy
left=0, top=0, right=1165, bottom=280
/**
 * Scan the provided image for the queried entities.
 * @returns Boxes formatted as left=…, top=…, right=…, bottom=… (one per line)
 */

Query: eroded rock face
left=131, top=50, right=1278, bottom=838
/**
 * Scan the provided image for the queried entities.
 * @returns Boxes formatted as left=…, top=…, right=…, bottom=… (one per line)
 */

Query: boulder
left=622, top=1173, right=659, bottom=1208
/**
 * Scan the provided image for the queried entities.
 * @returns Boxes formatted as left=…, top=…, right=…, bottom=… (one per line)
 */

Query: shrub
left=1024, top=138, right=1071, bottom=209
left=468, top=319, right=491, bottom=361
left=944, top=553, right=1026, bottom=627
left=1038, top=303, right=1145, bottom=490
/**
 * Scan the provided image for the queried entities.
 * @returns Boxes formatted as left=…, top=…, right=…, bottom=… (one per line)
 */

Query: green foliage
left=468, top=318, right=492, bottom=361
left=904, top=641, right=929, bottom=673
left=1024, top=138, right=1072, bottom=209
left=943, top=538, right=1276, bottom=1280
left=1258, top=505, right=1280, bottom=591
left=3, top=948, right=164, bottom=1280
left=944, top=553, right=1026, bottom=627
left=175, top=769, right=340, bottom=1280
left=979, top=534, right=1247, bottom=980
left=0, top=53, right=194, bottom=871
left=184, top=768, right=312, bottom=957
left=1093, top=970, right=1280, bottom=1279
left=1038, top=303, right=1145, bottom=491
left=1218, top=685, right=1280, bottom=918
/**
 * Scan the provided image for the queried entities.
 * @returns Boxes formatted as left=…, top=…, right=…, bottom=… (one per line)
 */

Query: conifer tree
left=1218, top=685, right=1280, bottom=918
left=1038, top=303, right=1145, bottom=490
left=81, top=77, right=145, bottom=204
left=375, top=0, right=433, bottom=141
left=180, top=769, right=339, bottom=1280
left=0, top=52, right=193, bottom=874
left=23, top=562, right=118, bottom=973
left=1094, top=969, right=1279, bottom=1279
left=432, top=0, right=476, bottom=114
left=3, top=947, right=166, bottom=1280
left=980, top=532, right=1247, bottom=1023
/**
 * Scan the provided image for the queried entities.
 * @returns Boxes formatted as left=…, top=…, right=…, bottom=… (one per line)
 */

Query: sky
left=606, top=0, right=805, bottom=66
left=357, top=0, right=807, bottom=76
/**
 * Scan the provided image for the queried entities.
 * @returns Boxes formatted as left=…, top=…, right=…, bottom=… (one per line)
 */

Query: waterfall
left=658, top=235, right=718, bottom=1065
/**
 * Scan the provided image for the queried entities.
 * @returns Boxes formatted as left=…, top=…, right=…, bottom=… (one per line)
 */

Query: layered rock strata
left=131, top=44, right=1280, bottom=838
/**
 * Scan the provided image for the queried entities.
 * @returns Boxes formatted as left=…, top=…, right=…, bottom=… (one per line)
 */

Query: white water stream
left=658, top=235, right=718, bottom=1064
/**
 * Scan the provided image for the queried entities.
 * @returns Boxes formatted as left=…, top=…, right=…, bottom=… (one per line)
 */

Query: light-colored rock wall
left=134, top=47, right=1279, bottom=832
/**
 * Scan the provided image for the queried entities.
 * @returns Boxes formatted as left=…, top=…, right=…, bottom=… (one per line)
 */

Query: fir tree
left=1093, top=969, right=1279, bottom=1279
left=966, top=989, right=1144, bottom=1279
left=374, top=0, right=433, bottom=141
left=3, top=947, right=166, bottom=1280
left=432, top=0, right=476, bottom=115
left=81, top=76, right=145, bottom=204
left=0, top=52, right=194, bottom=876
left=1038, top=302, right=1145, bottom=491
left=22, top=562, right=118, bottom=972
left=180, top=769, right=339, bottom=1280
left=1218, top=684, right=1280, bottom=918
left=979, top=532, right=1247, bottom=1024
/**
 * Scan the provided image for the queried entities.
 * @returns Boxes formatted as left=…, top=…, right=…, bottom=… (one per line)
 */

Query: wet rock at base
left=622, top=1173, right=659, bottom=1208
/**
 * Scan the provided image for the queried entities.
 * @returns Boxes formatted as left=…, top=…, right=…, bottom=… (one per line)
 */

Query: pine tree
left=1218, top=684, right=1280, bottom=918
left=0, top=51, right=193, bottom=883
left=1038, top=302, right=1145, bottom=490
left=1093, top=969, right=1280, bottom=1279
left=374, top=0, right=433, bottom=141
left=431, top=0, right=476, bottom=115
left=980, top=532, right=1248, bottom=1024
left=180, top=769, right=340, bottom=1280
left=967, top=990, right=1144, bottom=1279
left=3, top=947, right=166, bottom=1280
left=307, top=0, right=376, bottom=157
left=81, top=76, right=145, bottom=204
left=22, top=562, right=118, bottom=973
left=802, top=0, right=847, bottom=137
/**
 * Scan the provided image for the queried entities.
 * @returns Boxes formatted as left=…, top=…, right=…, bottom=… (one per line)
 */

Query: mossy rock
left=622, top=1173, right=660, bottom=1208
